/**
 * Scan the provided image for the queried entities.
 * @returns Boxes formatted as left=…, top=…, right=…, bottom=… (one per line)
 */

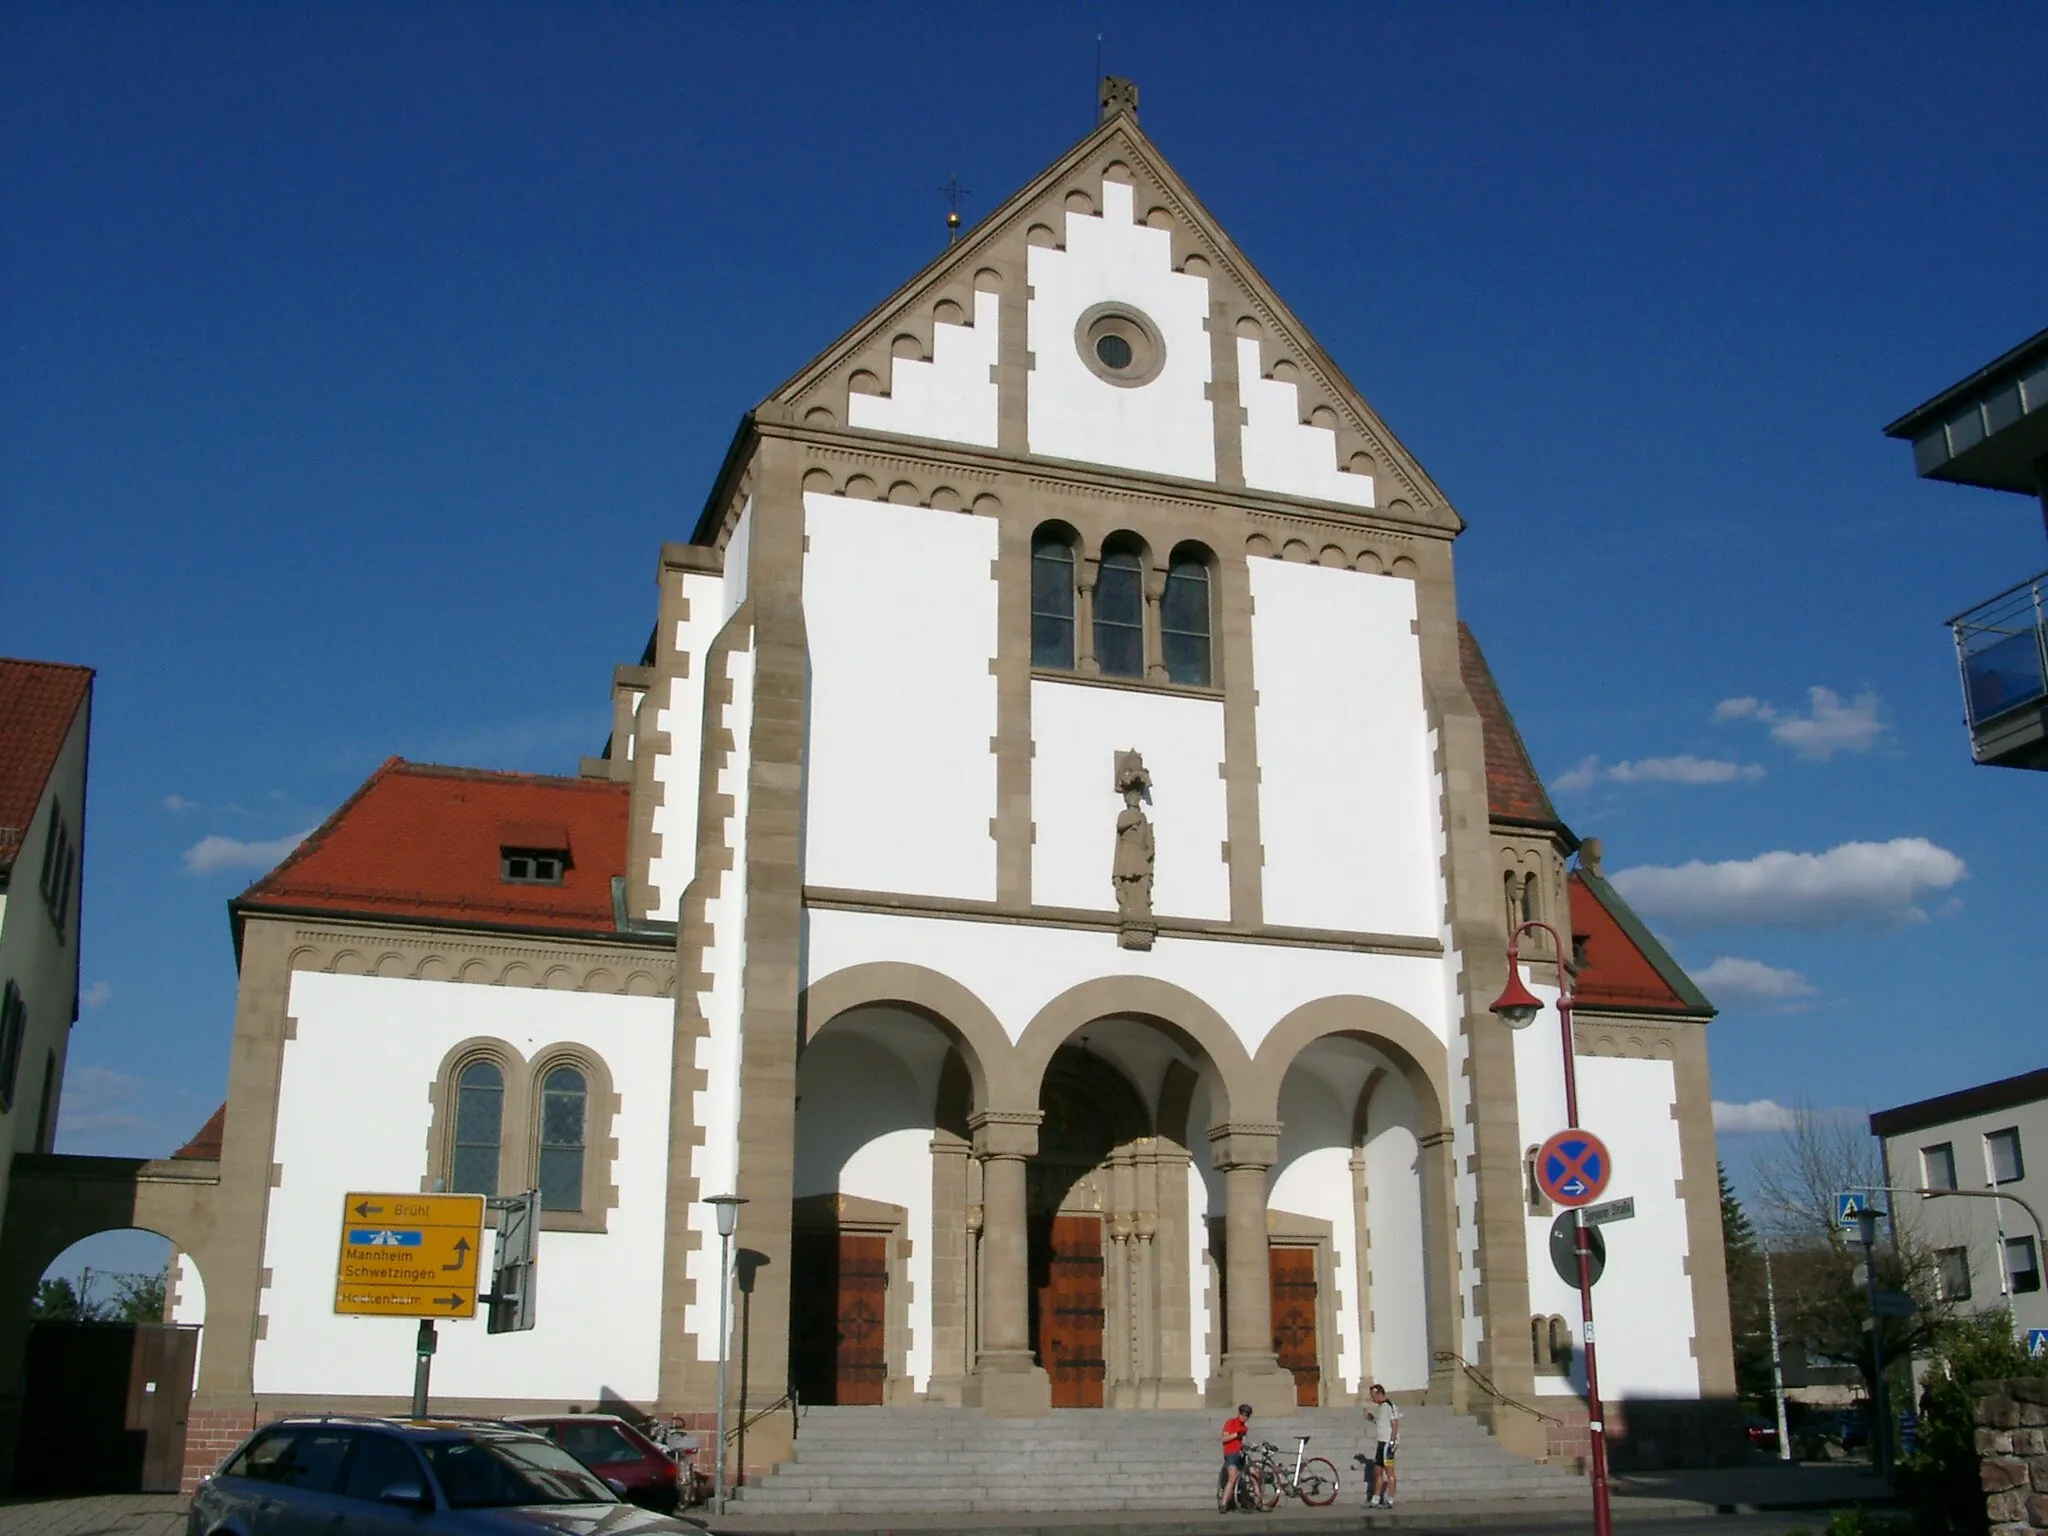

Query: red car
left=510, top=1415, right=680, bottom=1513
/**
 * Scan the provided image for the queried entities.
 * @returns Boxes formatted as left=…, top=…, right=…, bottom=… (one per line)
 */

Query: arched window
left=1160, top=547, right=1213, bottom=686
left=1094, top=539, right=1144, bottom=678
left=450, top=1060, right=504, bottom=1197
left=1523, top=873, right=1541, bottom=926
left=1503, top=870, right=1523, bottom=931
left=538, top=1065, right=588, bottom=1211
left=1030, top=526, right=1077, bottom=669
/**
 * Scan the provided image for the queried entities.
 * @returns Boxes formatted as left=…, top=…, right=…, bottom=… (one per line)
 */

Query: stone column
left=1143, top=566, right=1168, bottom=683
left=1075, top=565, right=1099, bottom=676
left=1210, top=1123, right=1298, bottom=1415
left=926, top=1132, right=974, bottom=1406
left=970, top=1110, right=1050, bottom=1415
left=1418, top=1128, right=1466, bottom=1410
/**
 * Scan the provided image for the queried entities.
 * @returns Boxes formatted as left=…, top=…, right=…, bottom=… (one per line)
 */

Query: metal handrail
left=1948, top=569, right=2048, bottom=730
left=1431, top=1350, right=1566, bottom=1426
left=1944, top=566, right=2048, bottom=628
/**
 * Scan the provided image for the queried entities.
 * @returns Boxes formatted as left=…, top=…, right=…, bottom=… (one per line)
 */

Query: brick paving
left=0, top=1497, right=185, bottom=1536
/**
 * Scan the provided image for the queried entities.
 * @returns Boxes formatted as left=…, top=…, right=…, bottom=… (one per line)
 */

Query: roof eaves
left=1884, top=325, right=2048, bottom=439
left=1868, top=1066, right=2048, bottom=1138
left=228, top=898, right=677, bottom=950
left=1574, top=868, right=1715, bottom=1017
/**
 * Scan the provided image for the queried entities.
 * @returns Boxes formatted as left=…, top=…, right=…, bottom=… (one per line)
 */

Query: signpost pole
left=1762, top=1242, right=1791, bottom=1461
left=1489, top=920, right=1611, bottom=1536
left=412, top=1319, right=435, bottom=1418
left=1858, top=1211, right=1892, bottom=1482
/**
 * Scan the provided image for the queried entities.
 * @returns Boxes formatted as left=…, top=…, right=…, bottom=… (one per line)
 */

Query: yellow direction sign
left=333, top=1192, right=485, bottom=1319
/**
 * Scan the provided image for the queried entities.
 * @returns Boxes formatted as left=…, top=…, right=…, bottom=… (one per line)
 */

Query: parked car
left=1794, top=1406, right=1871, bottom=1459
left=1743, top=1416, right=1780, bottom=1454
left=509, top=1415, right=681, bottom=1514
left=188, top=1416, right=700, bottom=1536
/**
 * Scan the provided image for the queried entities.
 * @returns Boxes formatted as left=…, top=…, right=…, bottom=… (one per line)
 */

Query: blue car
left=188, top=1417, right=702, bottom=1536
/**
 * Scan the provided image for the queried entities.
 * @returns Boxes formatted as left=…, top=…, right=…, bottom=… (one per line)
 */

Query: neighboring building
left=1884, top=329, right=2048, bottom=770
left=1871, top=1070, right=2048, bottom=1342
left=0, top=659, right=93, bottom=1234
left=0, top=93, right=1735, bottom=1489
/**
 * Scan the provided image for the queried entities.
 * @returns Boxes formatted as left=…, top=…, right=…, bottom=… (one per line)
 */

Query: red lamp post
left=1489, top=919, right=1612, bottom=1536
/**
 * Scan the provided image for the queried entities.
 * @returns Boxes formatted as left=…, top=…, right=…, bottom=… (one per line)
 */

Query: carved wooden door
left=791, top=1228, right=887, bottom=1405
left=1034, top=1215, right=1105, bottom=1408
left=1269, top=1246, right=1321, bottom=1407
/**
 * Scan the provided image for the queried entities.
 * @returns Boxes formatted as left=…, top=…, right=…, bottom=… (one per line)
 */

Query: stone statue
left=1112, top=750, right=1156, bottom=949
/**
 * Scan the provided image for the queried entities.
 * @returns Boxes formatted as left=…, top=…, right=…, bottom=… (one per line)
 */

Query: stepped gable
left=0, top=657, right=93, bottom=879
left=1568, top=867, right=1713, bottom=1018
left=1457, top=625, right=1564, bottom=831
left=235, top=757, right=629, bottom=936
left=757, top=107, right=1456, bottom=531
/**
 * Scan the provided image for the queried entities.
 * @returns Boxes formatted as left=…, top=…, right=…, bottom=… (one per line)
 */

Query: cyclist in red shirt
left=1220, top=1403, right=1253, bottom=1510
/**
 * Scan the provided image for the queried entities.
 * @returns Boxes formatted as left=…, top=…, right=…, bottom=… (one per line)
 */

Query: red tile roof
left=236, top=758, right=629, bottom=934
left=1568, top=871, right=1712, bottom=1017
left=0, top=659, right=93, bottom=880
left=172, top=1104, right=225, bottom=1160
left=1457, top=626, right=1562, bottom=829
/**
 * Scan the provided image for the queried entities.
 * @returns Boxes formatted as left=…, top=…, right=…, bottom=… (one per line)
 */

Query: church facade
left=133, top=98, right=1732, bottom=1480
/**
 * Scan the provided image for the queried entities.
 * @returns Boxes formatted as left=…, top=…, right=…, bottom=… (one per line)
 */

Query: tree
left=1720, top=1164, right=1775, bottom=1408
left=1898, top=1309, right=2047, bottom=1535
left=31, top=1276, right=82, bottom=1320
left=27, top=1267, right=167, bottom=1324
left=1748, top=1105, right=1954, bottom=1407
left=108, top=1269, right=167, bottom=1323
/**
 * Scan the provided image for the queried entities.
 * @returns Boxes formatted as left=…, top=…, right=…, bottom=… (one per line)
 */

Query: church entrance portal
left=1268, top=1247, right=1320, bottom=1407
left=1029, top=1214, right=1105, bottom=1408
left=790, top=1225, right=888, bottom=1406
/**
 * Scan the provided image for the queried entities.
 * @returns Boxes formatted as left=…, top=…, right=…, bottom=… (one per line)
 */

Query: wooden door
left=790, top=1228, right=888, bottom=1405
left=1269, top=1246, right=1321, bottom=1407
left=1033, top=1215, right=1105, bottom=1408
left=128, top=1324, right=199, bottom=1493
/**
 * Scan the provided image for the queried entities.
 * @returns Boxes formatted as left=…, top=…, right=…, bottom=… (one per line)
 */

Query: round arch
left=799, top=962, right=1012, bottom=1116
left=1247, top=995, right=1449, bottom=1129
left=1010, top=976, right=1255, bottom=1123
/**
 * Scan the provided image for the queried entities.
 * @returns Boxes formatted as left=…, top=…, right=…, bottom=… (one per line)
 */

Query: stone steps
left=733, top=1407, right=1586, bottom=1514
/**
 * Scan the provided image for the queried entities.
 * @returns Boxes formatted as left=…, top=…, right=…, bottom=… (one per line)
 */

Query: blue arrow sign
left=347, top=1229, right=423, bottom=1247
left=2027, top=1329, right=2048, bottom=1361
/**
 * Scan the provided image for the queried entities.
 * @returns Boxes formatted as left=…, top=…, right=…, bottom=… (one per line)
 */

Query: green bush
left=1895, top=1310, right=2046, bottom=1536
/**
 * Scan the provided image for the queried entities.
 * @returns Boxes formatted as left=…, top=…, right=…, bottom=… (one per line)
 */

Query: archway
left=790, top=984, right=994, bottom=1407
left=13, top=1228, right=203, bottom=1494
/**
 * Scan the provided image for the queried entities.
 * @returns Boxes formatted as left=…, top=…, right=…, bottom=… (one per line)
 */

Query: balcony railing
left=1948, top=571, right=2048, bottom=758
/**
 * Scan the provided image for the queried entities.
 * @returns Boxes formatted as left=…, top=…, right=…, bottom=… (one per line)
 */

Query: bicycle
left=1217, top=1448, right=1274, bottom=1512
left=1264, top=1435, right=1338, bottom=1507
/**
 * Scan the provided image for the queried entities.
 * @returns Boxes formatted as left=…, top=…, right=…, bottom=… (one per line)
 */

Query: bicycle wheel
left=1253, top=1462, right=1283, bottom=1511
left=1295, top=1457, right=1339, bottom=1507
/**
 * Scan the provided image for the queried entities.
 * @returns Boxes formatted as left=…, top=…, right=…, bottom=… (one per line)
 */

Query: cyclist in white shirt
left=1366, top=1383, right=1401, bottom=1508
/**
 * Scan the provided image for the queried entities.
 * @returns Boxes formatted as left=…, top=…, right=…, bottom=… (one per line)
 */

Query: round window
left=1075, top=304, right=1166, bottom=388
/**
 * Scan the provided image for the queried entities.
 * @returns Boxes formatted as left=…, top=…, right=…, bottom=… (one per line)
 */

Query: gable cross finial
left=942, top=173, right=971, bottom=245
left=1099, top=75, right=1138, bottom=124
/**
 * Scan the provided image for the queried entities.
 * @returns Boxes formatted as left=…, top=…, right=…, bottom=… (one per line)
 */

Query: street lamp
left=1489, top=919, right=1612, bottom=1536
left=705, top=1194, right=748, bottom=1515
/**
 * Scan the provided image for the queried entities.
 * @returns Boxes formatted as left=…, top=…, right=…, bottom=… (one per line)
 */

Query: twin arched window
left=448, top=1056, right=589, bottom=1212
left=1030, top=525, right=1213, bottom=687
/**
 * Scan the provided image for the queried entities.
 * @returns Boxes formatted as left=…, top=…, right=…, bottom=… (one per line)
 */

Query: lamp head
left=1488, top=967, right=1544, bottom=1029
left=706, top=1194, right=747, bottom=1238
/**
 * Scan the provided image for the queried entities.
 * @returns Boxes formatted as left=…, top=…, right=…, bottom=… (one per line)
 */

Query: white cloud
left=182, top=826, right=315, bottom=874
left=162, top=794, right=196, bottom=813
left=1714, top=1099, right=1801, bottom=1134
left=1554, top=754, right=1764, bottom=793
left=1694, top=956, right=1815, bottom=1005
left=79, top=981, right=112, bottom=1009
left=1610, top=837, right=1967, bottom=930
left=57, top=1065, right=157, bottom=1135
left=1714, top=687, right=1886, bottom=760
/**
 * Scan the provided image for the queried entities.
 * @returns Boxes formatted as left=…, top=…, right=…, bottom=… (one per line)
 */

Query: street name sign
left=1535, top=1130, right=1612, bottom=1209
left=334, top=1192, right=485, bottom=1319
left=1582, top=1197, right=1636, bottom=1228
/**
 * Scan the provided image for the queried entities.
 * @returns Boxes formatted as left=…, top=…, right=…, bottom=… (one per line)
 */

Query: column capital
left=970, top=1108, right=1043, bottom=1159
left=1207, top=1121, right=1283, bottom=1170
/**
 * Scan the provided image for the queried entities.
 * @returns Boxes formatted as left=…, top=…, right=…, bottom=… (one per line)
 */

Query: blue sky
left=8, top=3, right=2046, bottom=1273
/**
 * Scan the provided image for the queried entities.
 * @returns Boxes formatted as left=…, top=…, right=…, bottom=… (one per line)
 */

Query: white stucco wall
left=802, top=494, right=998, bottom=900
left=1027, top=179, right=1214, bottom=481
left=1513, top=989, right=1699, bottom=1399
left=848, top=290, right=1000, bottom=448
left=169, top=1251, right=207, bottom=1380
left=722, top=498, right=753, bottom=625
left=1029, top=680, right=1229, bottom=920
left=255, top=972, right=673, bottom=1401
left=643, top=569, right=726, bottom=921
left=1247, top=558, right=1437, bottom=937
left=1236, top=337, right=1375, bottom=508
left=685, top=634, right=755, bottom=1362
left=1361, top=1070, right=1432, bottom=1393
left=1269, top=1080, right=1361, bottom=1393
left=803, top=907, right=1453, bottom=1058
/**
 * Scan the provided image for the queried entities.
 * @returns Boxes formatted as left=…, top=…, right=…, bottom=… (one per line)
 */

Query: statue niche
left=1112, top=750, right=1156, bottom=951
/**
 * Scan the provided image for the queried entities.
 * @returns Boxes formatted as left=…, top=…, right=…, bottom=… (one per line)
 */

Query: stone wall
left=1976, top=1377, right=2048, bottom=1534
